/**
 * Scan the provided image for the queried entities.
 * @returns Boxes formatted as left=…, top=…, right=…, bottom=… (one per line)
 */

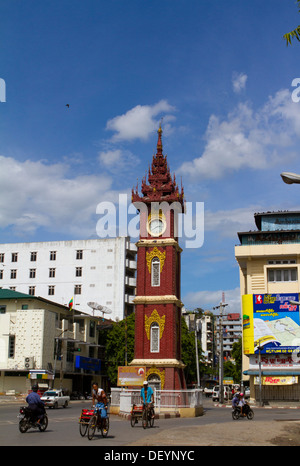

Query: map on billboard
left=242, top=293, right=300, bottom=354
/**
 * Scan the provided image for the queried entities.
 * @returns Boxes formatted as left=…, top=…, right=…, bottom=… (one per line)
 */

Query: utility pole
left=214, top=296, right=228, bottom=404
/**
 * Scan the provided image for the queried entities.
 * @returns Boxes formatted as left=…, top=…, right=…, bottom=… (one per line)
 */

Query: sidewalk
left=214, top=400, right=300, bottom=409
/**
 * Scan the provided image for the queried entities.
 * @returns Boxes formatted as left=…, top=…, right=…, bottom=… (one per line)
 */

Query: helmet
left=32, top=384, right=38, bottom=392
left=143, top=380, right=148, bottom=385
left=240, top=393, right=244, bottom=397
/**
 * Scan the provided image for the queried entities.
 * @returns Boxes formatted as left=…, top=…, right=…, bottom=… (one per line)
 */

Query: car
left=212, top=385, right=232, bottom=402
left=41, top=389, right=70, bottom=409
left=244, top=387, right=250, bottom=398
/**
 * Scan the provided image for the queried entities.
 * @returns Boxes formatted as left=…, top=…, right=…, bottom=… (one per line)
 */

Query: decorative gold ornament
left=146, top=247, right=166, bottom=273
left=146, top=366, right=165, bottom=390
left=145, top=309, right=165, bottom=340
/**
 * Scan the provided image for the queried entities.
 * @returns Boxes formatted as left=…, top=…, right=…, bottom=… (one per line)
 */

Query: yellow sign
left=117, top=366, right=146, bottom=386
left=242, top=294, right=254, bottom=354
left=254, top=376, right=298, bottom=386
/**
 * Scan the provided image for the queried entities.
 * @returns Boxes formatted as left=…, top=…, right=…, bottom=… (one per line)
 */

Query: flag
left=69, top=297, right=73, bottom=311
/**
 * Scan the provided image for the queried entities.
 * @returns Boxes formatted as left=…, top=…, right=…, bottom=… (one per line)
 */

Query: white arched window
left=151, top=257, right=160, bottom=287
left=150, top=322, right=160, bottom=353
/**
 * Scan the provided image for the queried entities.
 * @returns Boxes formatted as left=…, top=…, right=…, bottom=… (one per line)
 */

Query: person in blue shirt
left=26, top=384, right=45, bottom=423
left=140, top=380, right=155, bottom=418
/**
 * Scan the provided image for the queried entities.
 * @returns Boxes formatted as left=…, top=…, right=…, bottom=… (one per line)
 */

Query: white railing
left=110, top=388, right=202, bottom=414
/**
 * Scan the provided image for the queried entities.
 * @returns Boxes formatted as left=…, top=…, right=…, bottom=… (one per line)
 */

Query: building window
left=268, top=268, right=297, bottom=282
left=150, top=322, right=160, bottom=353
left=268, top=260, right=296, bottom=264
left=49, top=268, right=56, bottom=278
left=0, top=305, right=6, bottom=314
left=8, top=336, right=15, bottom=358
left=151, top=257, right=160, bottom=287
left=10, top=269, right=17, bottom=279
left=74, top=284, right=82, bottom=295
left=50, top=251, right=56, bottom=261
left=29, top=286, right=35, bottom=296
left=89, top=321, right=95, bottom=338
left=0, top=253, right=4, bottom=262
left=48, top=285, right=55, bottom=296
left=0, top=270, right=3, bottom=280
left=11, top=253, right=18, bottom=262
left=30, top=251, right=37, bottom=261
left=29, top=269, right=36, bottom=279
left=75, top=267, right=82, bottom=277
left=67, top=341, right=74, bottom=363
left=76, top=250, right=83, bottom=260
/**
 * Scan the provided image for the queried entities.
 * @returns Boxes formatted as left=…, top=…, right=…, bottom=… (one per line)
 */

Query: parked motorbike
left=18, top=406, right=48, bottom=433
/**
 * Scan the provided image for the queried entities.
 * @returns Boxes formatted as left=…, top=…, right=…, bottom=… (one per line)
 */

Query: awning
left=244, top=370, right=300, bottom=376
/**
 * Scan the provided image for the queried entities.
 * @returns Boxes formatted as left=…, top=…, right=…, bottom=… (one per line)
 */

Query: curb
left=214, top=403, right=300, bottom=409
left=119, top=412, right=181, bottom=420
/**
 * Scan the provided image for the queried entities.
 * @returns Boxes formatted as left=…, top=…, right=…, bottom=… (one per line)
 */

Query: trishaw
left=78, top=408, right=94, bottom=437
left=130, top=403, right=155, bottom=429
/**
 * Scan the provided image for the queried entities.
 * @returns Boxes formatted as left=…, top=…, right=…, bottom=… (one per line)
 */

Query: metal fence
left=110, top=388, right=202, bottom=413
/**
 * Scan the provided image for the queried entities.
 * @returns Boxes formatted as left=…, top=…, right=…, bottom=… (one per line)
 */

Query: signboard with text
left=242, top=293, right=300, bottom=355
left=117, top=366, right=146, bottom=386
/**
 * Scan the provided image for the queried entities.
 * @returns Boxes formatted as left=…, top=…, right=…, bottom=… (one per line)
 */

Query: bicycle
left=142, top=403, right=155, bottom=429
left=87, top=406, right=109, bottom=440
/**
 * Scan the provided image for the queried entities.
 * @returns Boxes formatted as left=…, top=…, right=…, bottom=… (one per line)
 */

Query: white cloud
left=178, top=88, right=299, bottom=180
left=98, top=148, right=140, bottom=173
left=106, top=100, right=176, bottom=141
left=183, top=287, right=241, bottom=314
left=0, top=155, right=120, bottom=237
left=204, top=205, right=261, bottom=238
left=232, top=72, right=248, bottom=93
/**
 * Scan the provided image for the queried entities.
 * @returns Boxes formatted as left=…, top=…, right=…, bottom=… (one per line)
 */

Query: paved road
left=1, top=398, right=300, bottom=448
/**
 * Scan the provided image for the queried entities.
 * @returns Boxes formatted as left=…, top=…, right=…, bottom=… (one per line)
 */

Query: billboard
left=75, top=355, right=101, bottom=372
left=117, top=366, right=146, bottom=386
left=242, top=293, right=300, bottom=354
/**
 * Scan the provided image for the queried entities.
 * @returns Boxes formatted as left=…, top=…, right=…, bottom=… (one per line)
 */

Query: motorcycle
left=232, top=404, right=254, bottom=420
left=18, top=406, right=48, bottom=433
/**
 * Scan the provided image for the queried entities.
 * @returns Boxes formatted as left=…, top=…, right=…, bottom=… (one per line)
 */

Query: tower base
left=130, top=359, right=187, bottom=390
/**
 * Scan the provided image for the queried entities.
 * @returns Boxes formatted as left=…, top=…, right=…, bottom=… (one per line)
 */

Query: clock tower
left=130, top=126, right=187, bottom=390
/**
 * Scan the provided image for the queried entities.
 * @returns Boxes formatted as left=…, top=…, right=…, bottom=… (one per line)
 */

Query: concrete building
left=0, top=237, right=136, bottom=322
left=215, top=313, right=242, bottom=360
left=0, top=289, right=112, bottom=394
left=235, top=211, right=300, bottom=402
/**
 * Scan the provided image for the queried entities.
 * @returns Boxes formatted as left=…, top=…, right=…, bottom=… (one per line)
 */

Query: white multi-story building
left=0, top=237, right=137, bottom=321
left=0, top=288, right=110, bottom=394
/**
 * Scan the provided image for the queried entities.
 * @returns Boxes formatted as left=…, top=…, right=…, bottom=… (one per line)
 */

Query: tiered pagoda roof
left=132, top=126, right=184, bottom=207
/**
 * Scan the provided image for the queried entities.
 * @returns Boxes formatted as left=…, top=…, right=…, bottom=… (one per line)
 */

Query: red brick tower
left=130, top=126, right=187, bottom=390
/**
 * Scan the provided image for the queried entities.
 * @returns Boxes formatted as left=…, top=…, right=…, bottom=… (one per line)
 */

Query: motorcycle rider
left=232, top=392, right=240, bottom=411
left=25, top=384, right=45, bottom=424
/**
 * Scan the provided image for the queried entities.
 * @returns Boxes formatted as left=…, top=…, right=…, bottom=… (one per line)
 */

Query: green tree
left=104, top=313, right=135, bottom=386
left=284, top=1, right=300, bottom=45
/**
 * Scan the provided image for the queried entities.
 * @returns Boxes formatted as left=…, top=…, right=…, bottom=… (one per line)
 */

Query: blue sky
left=1, top=0, right=300, bottom=314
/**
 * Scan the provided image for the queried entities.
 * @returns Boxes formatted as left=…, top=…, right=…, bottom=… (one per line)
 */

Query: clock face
left=148, top=216, right=166, bottom=237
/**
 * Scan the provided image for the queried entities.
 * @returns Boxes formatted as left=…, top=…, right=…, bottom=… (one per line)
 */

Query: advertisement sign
left=242, top=293, right=300, bottom=354
left=254, top=376, right=298, bottom=386
left=75, top=355, right=101, bottom=372
left=118, top=366, right=146, bottom=386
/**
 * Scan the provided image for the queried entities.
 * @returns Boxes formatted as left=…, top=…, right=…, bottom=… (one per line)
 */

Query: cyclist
left=140, top=380, right=154, bottom=418
left=92, top=382, right=108, bottom=431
